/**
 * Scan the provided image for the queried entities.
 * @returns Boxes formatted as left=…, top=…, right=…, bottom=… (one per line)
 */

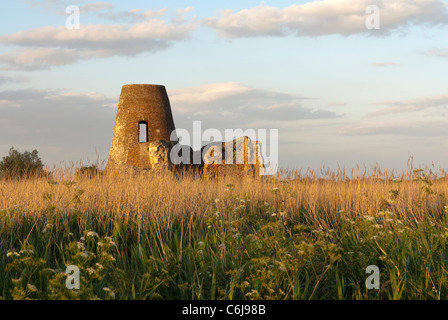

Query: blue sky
left=1, top=0, right=448, bottom=173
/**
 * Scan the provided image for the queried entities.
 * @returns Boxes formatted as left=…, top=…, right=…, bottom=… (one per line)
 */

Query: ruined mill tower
left=106, top=83, right=266, bottom=176
left=106, top=84, right=177, bottom=171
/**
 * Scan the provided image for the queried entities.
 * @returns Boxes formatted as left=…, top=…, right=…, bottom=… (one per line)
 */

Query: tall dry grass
left=2, top=163, right=448, bottom=300
left=1, top=163, right=447, bottom=235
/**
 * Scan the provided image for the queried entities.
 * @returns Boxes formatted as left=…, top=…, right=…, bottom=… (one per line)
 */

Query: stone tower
left=106, top=84, right=177, bottom=171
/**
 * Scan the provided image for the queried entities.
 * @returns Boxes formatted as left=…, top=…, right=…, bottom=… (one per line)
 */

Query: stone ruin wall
left=201, top=136, right=264, bottom=178
left=106, top=84, right=264, bottom=177
left=106, top=84, right=177, bottom=171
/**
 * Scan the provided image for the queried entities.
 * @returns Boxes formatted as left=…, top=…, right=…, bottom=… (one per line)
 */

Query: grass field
left=1, top=164, right=448, bottom=300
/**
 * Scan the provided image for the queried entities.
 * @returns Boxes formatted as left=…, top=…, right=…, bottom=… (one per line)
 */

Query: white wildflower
left=101, top=252, right=116, bottom=261
left=7, top=251, right=19, bottom=258
left=27, top=284, right=38, bottom=292
left=87, top=231, right=99, bottom=238
left=245, top=289, right=259, bottom=298
left=81, top=251, right=95, bottom=258
left=103, top=287, right=116, bottom=299
left=76, top=242, right=85, bottom=250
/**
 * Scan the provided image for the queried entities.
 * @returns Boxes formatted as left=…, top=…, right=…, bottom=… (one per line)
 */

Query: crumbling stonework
left=106, top=84, right=264, bottom=176
left=106, top=84, right=177, bottom=171
left=148, top=140, right=171, bottom=170
left=202, top=136, right=264, bottom=178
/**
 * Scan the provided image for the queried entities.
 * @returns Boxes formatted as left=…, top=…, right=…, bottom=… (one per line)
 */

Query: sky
left=0, top=0, right=447, bottom=174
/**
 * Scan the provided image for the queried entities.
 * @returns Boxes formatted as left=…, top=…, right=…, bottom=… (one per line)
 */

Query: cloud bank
left=0, top=6, right=197, bottom=70
left=367, top=94, right=448, bottom=117
left=0, top=88, right=117, bottom=164
left=203, top=0, right=448, bottom=38
left=169, top=82, right=339, bottom=130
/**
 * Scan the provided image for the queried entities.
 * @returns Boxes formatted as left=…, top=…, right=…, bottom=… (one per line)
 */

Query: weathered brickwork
left=106, top=84, right=264, bottom=176
left=202, top=137, right=264, bottom=178
left=148, top=140, right=171, bottom=170
left=106, top=84, right=177, bottom=171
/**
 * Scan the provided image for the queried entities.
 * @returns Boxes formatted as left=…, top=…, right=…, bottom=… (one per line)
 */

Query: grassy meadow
left=1, top=163, right=448, bottom=300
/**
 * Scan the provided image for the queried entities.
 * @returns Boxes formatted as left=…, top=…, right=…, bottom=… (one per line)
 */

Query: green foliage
left=0, top=147, right=45, bottom=179
left=2, top=172, right=448, bottom=299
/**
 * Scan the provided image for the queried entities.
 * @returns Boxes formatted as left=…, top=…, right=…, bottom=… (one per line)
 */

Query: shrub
left=75, top=165, right=102, bottom=179
left=0, top=147, right=45, bottom=179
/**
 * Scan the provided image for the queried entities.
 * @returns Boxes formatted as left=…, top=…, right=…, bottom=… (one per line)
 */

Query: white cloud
left=1, top=19, right=195, bottom=46
left=0, top=48, right=81, bottom=71
left=22, top=0, right=82, bottom=10
left=80, top=2, right=115, bottom=14
left=371, top=62, right=401, bottom=67
left=367, top=94, right=448, bottom=117
left=426, top=48, right=448, bottom=58
left=339, top=120, right=448, bottom=136
left=170, top=82, right=253, bottom=106
left=23, top=0, right=180, bottom=23
left=97, top=8, right=169, bottom=23
left=0, top=9, right=197, bottom=70
left=168, top=82, right=339, bottom=131
left=203, top=0, right=448, bottom=38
